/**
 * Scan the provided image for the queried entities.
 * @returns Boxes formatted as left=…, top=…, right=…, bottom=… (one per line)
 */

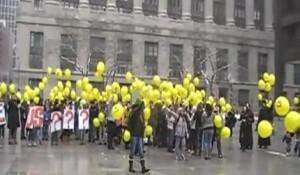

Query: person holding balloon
left=127, top=100, right=150, bottom=174
left=89, top=101, right=99, bottom=143
left=201, top=103, right=214, bottom=160
left=239, top=104, right=254, bottom=151
left=212, top=106, right=223, bottom=159
left=257, top=100, right=273, bottom=149
left=106, top=101, right=116, bottom=150
left=6, top=95, right=20, bottom=145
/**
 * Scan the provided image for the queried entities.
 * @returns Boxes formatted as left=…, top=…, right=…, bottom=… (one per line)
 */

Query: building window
left=116, top=39, right=132, bottom=74
left=169, top=44, right=183, bottom=78
left=254, top=0, right=264, bottom=31
left=191, top=0, right=205, bottom=22
left=144, top=42, right=158, bottom=76
left=142, top=0, right=158, bottom=16
left=257, top=53, right=268, bottom=78
left=213, top=0, right=226, bottom=25
left=116, top=0, right=133, bottom=13
left=89, top=0, right=107, bottom=10
left=29, top=32, right=44, bottom=69
left=62, top=0, right=79, bottom=8
left=294, top=64, right=300, bottom=85
left=234, top=0, right=246, bottom=28
left=34, top=0, right=43, bottom=8
left=28, top=79, right=41, bottom=88
left=89, top=37, right=105, bottom=72
left=219, top=87, right=228, bottom=98
left=60, top=34, right=77, bottom=71
left=237, top=51, right=249, bottom=82
left=238, top=89, right=249, bottom=106
left=216, top=49, right=228, bottom=82
left=193, top=46, right=206, bottom=75
left=167, top=0, right=182, bottom=19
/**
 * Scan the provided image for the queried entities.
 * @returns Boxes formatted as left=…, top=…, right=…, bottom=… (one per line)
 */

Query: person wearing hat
left=127, top=99, right=150, bottom=174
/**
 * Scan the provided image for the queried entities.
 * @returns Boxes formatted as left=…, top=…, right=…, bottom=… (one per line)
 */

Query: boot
left=129, top=160, right=135, bottom=173
left=140, top=160, right=150, bottom=174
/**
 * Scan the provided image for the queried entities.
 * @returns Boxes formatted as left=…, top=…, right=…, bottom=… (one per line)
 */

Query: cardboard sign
left=25, top=106, right=44, bottom=129
left=63, top=108, right=74, bottom=130
left=50, top=111, right=62, bottom=133
left=78, top=109, right=89, bottom=130
left=0, top=102, right=5, bottom=125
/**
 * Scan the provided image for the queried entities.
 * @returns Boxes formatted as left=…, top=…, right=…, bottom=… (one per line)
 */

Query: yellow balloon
left=70, top=90, right=76, bottom=100
left=274, top=96, right=290, bottom=116
left=264, top=83, right=272, bottom=92
left=183, top=78, right=189, bottom=88
left=38, top=82, right=45, bottom=90
left=258, top=120, right=273, bottom=138
left=81, top=91, right=88, bottom=100
left=47, top=67, right=52, bottom=75
left=9, top=84, right=16, bottom=93
left=186, top=73, right=192, bottom=81
left=125, top=94, right=131, bottom=102
left=82, top=77, right=89, bottom=85
left=85, top=83, right=93, bottom=92
left=0, top=82, right=7, bottom=94
left=23, top=92, right=29, bottom=101
left=42, top=77, right=48, bottom=84
left=294, top=97, right=299, bottom=105
left=65, top=81, right=72, bottom=89
left=125, top=72, right=133, bottom=82
left=63, top=87, right=70, bottom=97
left=16, top=91, right=22, bottom=100
left=34, top=87, right=40, bottom=96
left=105, top=85, right=112, bottom=93
left=25, top=85, right=31, bottom=92
left=111, top=103, right=124, bottom=121
left=145, top=125, right=153, bottom=136
left=55, top=68, right=63, bottom=79
left=266, top=100, right=273, bottom=108
left=93, top=118, right=101, bottom=128
left=263, top=72, right=270, bottom=82
left=96, top=62, right=106, bottom=74
left=200, top=89, right=206, bottom=97
left=193, top=77, right=200, bottom=86
left=112, top=82, right=120, bottom=94
left=208, top=96, right=214, bottom=103
left=98, top=112, right=105, bottom=123
left=112, top=94, right=118, bottom=103
left=64, top=68, right=71, bottom=79
left=225, top=103, right=232, bottom=113
left=219, top=97, right=226, bottom=107
left=76, top=80, right=82, bottom=89
left=33, top=97, right=40, bottom=104
left=121, top=86, right=129, bottom=97
left=123, top=130, right=131, bottom=142
left=269, top=74, right=276, bottom=86
left=143, top=107, right=151, bottom=121
left=258, top=79, right=266, bottom=91
left=189, top=83, right=195, bottom=92
left=152, top=75, right=161, bottom=87
left=284, top=111, right=300, bottom=133
left=58, top=81, right=64, bottom=91
left=214, top=115, right=223, bottom=128
left=258, top=93, right=263, bottom=101
left=221, top=127, right=231, bottom=139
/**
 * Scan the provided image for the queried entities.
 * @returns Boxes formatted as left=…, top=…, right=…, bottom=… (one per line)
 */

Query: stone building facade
left=15, top=0, right=280, bottom=109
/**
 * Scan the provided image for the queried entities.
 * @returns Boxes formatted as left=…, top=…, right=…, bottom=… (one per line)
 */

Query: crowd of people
left=0, top=95, right=300, bottom=174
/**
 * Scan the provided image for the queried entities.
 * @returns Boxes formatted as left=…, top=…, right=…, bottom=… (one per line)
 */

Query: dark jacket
left=89, top=104, right=99, bottom=124
left=128, top=104, right=144, bottom=137
left=6, top=99, right=20, bottom=129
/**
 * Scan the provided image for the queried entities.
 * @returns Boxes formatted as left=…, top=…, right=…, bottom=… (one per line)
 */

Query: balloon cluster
left=257, top=72, right=276, bottom=108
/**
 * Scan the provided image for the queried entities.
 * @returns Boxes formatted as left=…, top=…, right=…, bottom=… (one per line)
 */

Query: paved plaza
left=0, top=120, right=300, bottom=175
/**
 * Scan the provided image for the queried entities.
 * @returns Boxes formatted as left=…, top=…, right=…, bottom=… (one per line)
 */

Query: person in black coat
left=89, top=101, right=99, bottom=142
left=194, top=104, right=203, bottom=156
left=6, top=96, right=20, bottom=145
left=257, top=101, right=273, bottom=149
left=225, top=110, right=237, bottom=138
left=128, top=100, right=150, bottom=174
left=239, top=104, right=254, bottom=151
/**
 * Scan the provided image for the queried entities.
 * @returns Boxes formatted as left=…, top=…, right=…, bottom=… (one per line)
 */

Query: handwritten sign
left=0, top=102, right=5, bottom=125
left=63, top=109, right=74, bottom=130
left=25, top=106, right=44, bottom=129
left=50, top=111, right=62, bottom=133
left=78, top=109, right=89, bottom=130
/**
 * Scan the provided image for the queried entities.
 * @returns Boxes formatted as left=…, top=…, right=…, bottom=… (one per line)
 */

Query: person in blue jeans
left=201, top=103, right=214, bottom=160
left=43, top=102, right=51, bottom=141
left=127, top=100, right=150, bottom=174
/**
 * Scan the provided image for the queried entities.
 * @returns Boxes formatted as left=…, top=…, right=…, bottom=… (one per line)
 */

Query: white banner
left=25, top=106, right=44, bottom=129
left=78, top=109, right=89, bottom=130
left=0, top=102, right=5, bottom=125
left=63, top=109, right=74, bottom=130
left=50, top=111, right=62, bottom=133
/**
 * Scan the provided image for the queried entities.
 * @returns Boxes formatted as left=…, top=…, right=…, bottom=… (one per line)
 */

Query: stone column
left=182, top=0, right=191, bottom=20
left=45, top=0, right=60, bottom=16
left=264, top=0, right=273, bottom=31
left=158, top=41, right=169, bottom=78
left=158, top=0, right=167, bottom=17
left=183, top=42, right=193, bottom=74
left=133, top=0, right=143, bottom=14
left=79, top=0, right=89, bottom=8
left=132, top=38, right=144, bottom=75
left=107, top=0, right=116, bottom=12
left=204, top=0, right=214, bottom=23
left=246, top=0, right=255, bottom=29
left=226, top=0, right=235, bottom=26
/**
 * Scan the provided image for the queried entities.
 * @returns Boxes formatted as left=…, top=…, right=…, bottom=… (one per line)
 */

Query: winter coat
left=175, top=116, right=188, bottom=137
left=89, top=104, right=99, bottom=124
left=6, top=99, right=20, bottom=129
left=128, top=104, right=144, bottom=137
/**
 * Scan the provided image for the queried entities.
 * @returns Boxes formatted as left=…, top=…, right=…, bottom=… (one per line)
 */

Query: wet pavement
left=0, top=119, right=300, bottom=175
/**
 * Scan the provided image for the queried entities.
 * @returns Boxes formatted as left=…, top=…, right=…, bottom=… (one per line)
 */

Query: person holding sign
left=50, top=101, right=62, bottom=146
left=89, top=101, right=99, bottom=143
left=78, top=101, right=89, bottom=145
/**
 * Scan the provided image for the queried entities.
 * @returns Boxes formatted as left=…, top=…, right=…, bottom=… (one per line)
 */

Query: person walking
left=257, top=101, right=273, bottom=149
left=127, top=100, right=150, bottom=174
